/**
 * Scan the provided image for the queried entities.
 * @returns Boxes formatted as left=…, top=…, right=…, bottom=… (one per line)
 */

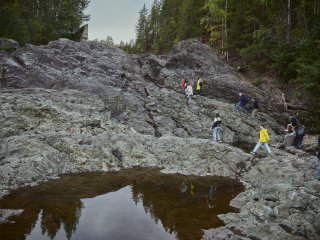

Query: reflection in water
left=0, top=169, right=244, bottom=240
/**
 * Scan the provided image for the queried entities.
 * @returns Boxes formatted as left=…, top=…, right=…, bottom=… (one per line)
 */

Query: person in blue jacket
left=236, top=93, right=248, bottom=113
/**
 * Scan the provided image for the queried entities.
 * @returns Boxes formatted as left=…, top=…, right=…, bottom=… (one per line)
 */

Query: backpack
left=291, top=116, right=298, bottom=126
left=244, top=95, right=249, bottom=103
left=297, top=127, right=305, bottom=136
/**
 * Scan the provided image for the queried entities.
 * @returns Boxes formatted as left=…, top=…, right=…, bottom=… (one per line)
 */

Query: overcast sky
left=85, top=0, right=154, bottom=44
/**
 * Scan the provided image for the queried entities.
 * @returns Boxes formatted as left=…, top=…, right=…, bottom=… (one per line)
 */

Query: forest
left=0, top=0, right=89, bottom=45
left=1, top=0, right=319, bottom=108
left=126, top=0, right=320, bottom=108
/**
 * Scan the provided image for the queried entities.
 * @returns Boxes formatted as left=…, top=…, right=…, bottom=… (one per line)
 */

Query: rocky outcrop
left=0, top=88, right=253, bottom=196
left=0, top=38, right=19, bottom=51
left=0, top=39, right=319, bottom=240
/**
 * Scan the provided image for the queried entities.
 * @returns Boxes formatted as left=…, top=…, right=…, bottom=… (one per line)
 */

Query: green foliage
left=0, top=0, right=90, bottom=45
left=272, top=43, right=298, bottom=82
left=0, top=3, right=30, bottom=44
left=253, top=78, right=263, bottom=87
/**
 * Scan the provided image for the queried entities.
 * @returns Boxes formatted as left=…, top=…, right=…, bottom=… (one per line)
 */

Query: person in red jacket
left=181, top=79, right=188, bottom=94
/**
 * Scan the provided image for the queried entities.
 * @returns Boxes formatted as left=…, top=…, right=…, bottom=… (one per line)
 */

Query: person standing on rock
left=316, top=136, right=320, bottom=181
left=250, top=124, right=272, bottom=156
left=185, top=83, right=193, bottom=102
left=294, top=124, right=305, bottom=149
left=252, top=97, right=259, bottom=118
left=181, top=79, right=188, bottom=94
left=196, top=78, right=203, bottom=95
left=236, top=93, right=248, bottom=113
left=211, top=113, right=222, bottom=142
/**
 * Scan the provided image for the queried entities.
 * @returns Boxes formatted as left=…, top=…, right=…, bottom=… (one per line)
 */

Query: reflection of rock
left=0, top=170, right=242, bottom=240
left=0, top=209, right=23, bottom=223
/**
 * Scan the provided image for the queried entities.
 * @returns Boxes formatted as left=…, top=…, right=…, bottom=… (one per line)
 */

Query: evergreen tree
left=135, top=4, right=149, bottom=53
left=0, top=0, right=90, bottom=45
left=148, top=0, right=162, bottom=52
left=177, top=0, right=206, bottom=41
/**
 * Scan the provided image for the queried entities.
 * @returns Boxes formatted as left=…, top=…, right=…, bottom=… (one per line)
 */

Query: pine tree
left=135, top=4, right=149, bottom=53
left=0, top=0, right=90, bottom=45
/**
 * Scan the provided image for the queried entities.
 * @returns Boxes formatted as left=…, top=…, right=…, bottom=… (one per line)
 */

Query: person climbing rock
left=185, top=83, right=193, bottom=102
left=236, top=93, right=248, bottom=113
left=276, top=129, right=296, bottom=149
left=250, top=124, right=272, bottom=156
left=181, top=79, right=188, bottom=94
left=252, top=97, right=259, bottom=118
left=286, top=113, right=298, bottom=132
left=196, top=78, right=203, bottom=95
left=211, top=113, right=222, bottom=142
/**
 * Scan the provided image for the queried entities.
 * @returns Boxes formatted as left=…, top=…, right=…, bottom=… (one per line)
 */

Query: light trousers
left=253, top=141, right=272, bottom=154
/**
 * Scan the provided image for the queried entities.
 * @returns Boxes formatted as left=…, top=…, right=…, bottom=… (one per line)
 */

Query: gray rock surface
left=0, top=38, right=19, bottom=51
left=0, top=39, right=319, bottom=240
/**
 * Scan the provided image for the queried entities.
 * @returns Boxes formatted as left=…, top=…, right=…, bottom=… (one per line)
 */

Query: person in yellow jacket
left=196, top=78, right=203, bottom=95
left=250, top=124, right=272, bottom=155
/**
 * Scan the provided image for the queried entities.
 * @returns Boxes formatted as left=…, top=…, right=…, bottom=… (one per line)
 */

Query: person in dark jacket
left=211, top=113, right=222, bottom=142
left=286, top=113, right=298, bottom=132
left=294, top=124, right=305, bottom=149
left=252, top=97, right=259, bottom=117
left=236, top=93, right=248, bottom=113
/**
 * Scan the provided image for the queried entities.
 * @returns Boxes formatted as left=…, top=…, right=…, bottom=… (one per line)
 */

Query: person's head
left=260, top=124, right=266, bottom=129
left=216, top=113, right=220, bottom=118
left=282, top=93, right=285, bottom=96
left=239, top=92, right=242, bottom=96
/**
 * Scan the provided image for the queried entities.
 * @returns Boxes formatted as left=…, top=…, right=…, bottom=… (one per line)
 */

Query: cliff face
left=0, top=39, right=319, bottom=240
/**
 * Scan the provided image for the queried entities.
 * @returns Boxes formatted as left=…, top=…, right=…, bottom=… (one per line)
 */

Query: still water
left=0, top=169, right=244, bottom=240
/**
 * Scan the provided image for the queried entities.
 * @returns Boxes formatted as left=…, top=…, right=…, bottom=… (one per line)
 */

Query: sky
left=85, top=0, right=154, bottom=44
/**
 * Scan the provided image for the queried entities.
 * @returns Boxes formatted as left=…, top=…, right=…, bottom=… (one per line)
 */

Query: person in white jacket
left=185, top=84, right=193, bottom=102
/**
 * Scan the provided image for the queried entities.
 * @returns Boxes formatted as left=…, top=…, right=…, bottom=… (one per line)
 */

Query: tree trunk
left=225, top=0, right=228, bottom=61
left=287, top=0, right=292, bottom=42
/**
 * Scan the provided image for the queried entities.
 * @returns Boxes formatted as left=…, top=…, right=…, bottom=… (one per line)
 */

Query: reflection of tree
left=131, top=175, right=243, bottom=240
left=40, top=200, right=83, bottom=240
left=0, top=169, right=243, bottom=240
left=41, top=210, right=61, bottom=239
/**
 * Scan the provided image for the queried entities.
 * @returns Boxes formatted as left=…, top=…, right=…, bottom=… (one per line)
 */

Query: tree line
left=120, top=0, right=320, bottom=107
left=0, top=0, right=90, bottom=45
